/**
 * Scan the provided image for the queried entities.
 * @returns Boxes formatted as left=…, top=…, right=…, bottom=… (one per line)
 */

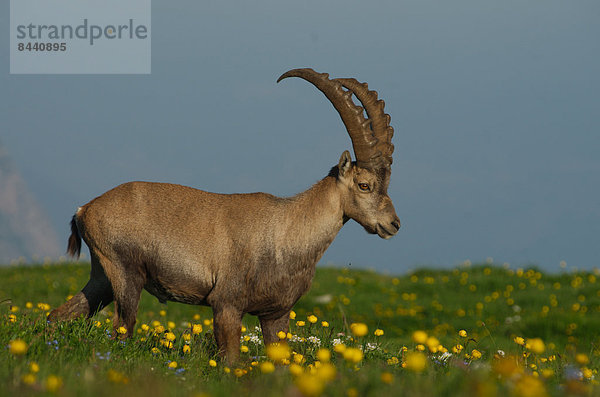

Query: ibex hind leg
left=47, top=254, right=114, bottom=322
left=259, top=312, right=290, bottom=345
left=212, top=305, right=243, bottom=364
left=99, top=254, right=145, bottom=339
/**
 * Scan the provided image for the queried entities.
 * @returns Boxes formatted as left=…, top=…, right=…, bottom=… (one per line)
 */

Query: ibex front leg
left=212, top=305, right=243, bottom=364
left=259, top=312, right=290, bottom=346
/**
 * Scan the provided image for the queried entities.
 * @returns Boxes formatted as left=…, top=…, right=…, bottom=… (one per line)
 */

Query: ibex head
left=278, top=68, right=400, bottom=239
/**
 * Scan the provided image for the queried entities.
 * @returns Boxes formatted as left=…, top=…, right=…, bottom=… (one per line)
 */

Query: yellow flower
left=29, top=362, right=40, bottom=373
left=167, top=321, right=176, bottom=330
left=412, top=330, right=428, bottom=344
left=426, top=336, right=440, bottom=353
left=316, top=362, right=336, bottom=382
left=241, top=325, right=247, bottom=332
left=9, top=339, right=28, bottom=355
left=404, top=352, right=427, bottom=372
left=293, top=353, right=305, bottom=364
left=541, top=368, right=554, bottom=378
left=416, top=344, right=425, bottom=351
left=452, top=344, right=464, bottom=354
left=151, top=347, right=160, bottom=354
left=289, top=363, right=303, bottom=376
left=234, top=368, right=244, bottom=378
left=277, top=331, right=287, bottom=339
left=192, top=324, right=203, bottom=334
left=117, top=326, right=127, bottom=335
left=527, top=338, right=545, bottom=354
left=471, top=349, right=482, bottom=359
left=350, top=323, right=368, bottom=337
left=260, top=361, right=275, bottom=374
left=141, top=323, right=149, bottom=331
left=380, top=372, right=394, bottom=384
left=182, top=333, right=192, bottom=342
left=8, top=314, right=17, bottom=323
left=164, top=332, right=176, bottom=341
left=374, top=329, right=384, bottom=337
left=317, top=348, right=331, bottom=363
left=307, top=315, right=318, bottom=324
left=514, top=375, right=548, bottom=397
left=25, top=302, right=33, bottom=309
left=582, top=367, right=593, bottom=379
left=240, top=345, right=249, bottom=353
left=295, top=374, right=324, bottom=397
left=183, top=345, right=191, bottom=354
left=167, top=361, right=178, bottom=369
left=458, top=329, right=467, bottom=337
left=514, top=336, right=525, bottom=345
left=209, top=359, right=217, bottom=367
left=266, top=343, right=291, bottom=363
left=44, top=375, right=63, bottom=392
left=21, top=373, right=36, bottom=385
left=575, top=353, right=590, bottom=365
left=321, top=321, right=329, bottom=327
left=342, top=347, right=363, bottom=364
left=296, top=321, right=306, bottom=327
left=224, top=367, right=230, bottom=373
left=154, top=325, right=165, bottom=334
left=159, top=310, right=166, bottom=316
left=334, top=343, right=346, bottom=354
left=289, top=311, right=296, bottom=320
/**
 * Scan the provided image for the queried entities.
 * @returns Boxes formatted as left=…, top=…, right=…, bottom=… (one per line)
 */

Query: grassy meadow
left=1, top=262, right=599, bottom=396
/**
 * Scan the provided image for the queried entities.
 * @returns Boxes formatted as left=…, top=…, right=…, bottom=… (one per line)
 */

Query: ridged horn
left=277, top=68, right=393, bottom=169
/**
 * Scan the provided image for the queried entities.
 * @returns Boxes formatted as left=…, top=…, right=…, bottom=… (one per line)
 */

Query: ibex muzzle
left=48, top=68, right=400, bottom=364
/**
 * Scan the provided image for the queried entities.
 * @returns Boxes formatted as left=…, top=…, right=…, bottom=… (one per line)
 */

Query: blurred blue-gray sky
left=1, top=1, right=599, bottom=272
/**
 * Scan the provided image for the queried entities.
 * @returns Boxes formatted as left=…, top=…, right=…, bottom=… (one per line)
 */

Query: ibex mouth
left=376, top=223, right=398, bottom=240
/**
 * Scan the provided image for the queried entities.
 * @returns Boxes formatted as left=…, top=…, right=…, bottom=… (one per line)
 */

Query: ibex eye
left=358, top=183, right=370, bottom=191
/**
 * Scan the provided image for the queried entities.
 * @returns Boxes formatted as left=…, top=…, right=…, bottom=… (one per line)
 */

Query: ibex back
left=48, top=68, right=401, bottom=363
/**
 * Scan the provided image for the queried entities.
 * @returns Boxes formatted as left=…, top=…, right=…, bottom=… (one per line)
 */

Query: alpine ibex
left=48, top=68, right=400, bottom=363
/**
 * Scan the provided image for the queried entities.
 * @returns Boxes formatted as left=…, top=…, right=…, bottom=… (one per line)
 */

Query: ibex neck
left=282, top=175, right=344, bottom=263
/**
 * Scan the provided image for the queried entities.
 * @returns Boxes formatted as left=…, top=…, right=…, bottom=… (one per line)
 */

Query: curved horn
left=278, top=68, right=393, bottom=169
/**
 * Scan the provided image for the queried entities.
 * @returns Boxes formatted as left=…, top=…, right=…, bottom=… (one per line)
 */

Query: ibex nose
left=391, top=218, right=401, bottom=232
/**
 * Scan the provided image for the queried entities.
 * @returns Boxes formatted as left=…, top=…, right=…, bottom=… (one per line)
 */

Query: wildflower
left=316, top=363, right=336, bottom=382
left=295, top=374, right=324, bottom=397
left=25, top=302, right=33, bottom=309
left=350, top=323, right=368, bottom=337
left=514, top=375, right=547, bottom=397
left=289, top=363, right=303, bottom=376
left=167, top=321, right=176, bottom=330
left=45, top=375, right=63, bottom=392
left=404, top=352, right=427, bottom=372
left=317, top=348, right=331, bottom=363
left=8, top=314, right=16, bottom=323
left=514, top=336, right=525, bottom=345
left=426, top=336, right=440, bottom=353
left=527, top=338, right=545, bottom=354
left=575, top=353, right=590, bottom=365
left=541, top=368, right=554, bottom=378
left=182, top=333, right=191, bottom=342
left=380, top=372, right=394, bottom=384
left=266, top=343, right=291, bottom=363
left=452, top=344, right=464, bottom=354
left=234, top=368, right=244, bottom=377
left=192, top=324, right=203, bottom=334
left=9, top=339, right=28, bottom=355
left=164, top=331, right=176, bottom=341
left=582, top=368, right=593, bottom=379
left=151, top=347, right=160, bottom=354
left=412, top=330, right=428, bottom=344
left=159, top=310, right=166, bottom=316
left=307, top=336, right=321, bottom=346
left=289, top=311, right=296, bottom=320
left=334, top=343, right=347, bottom=354
left=387, top=356, right=400, bottom=365
left=117, top=326, right=127, bottom=335
left=416, top=344, right=425, bottom=352
left=374, top=329, right=384, bottom=337
left=183, top=345, right=191, bottom=354
left=37, top=303, right=51, bottom=311
left=296, top=321, right=306, bottom=327
left=471, top=349, right=482, bottom=359
left=240, top=345, right=249, bottom=353
left=167, top=361, right=178, bottom=369
left=321, top=321, right=329, bottom=327
left=459, top=330, right=467, bottom=337
left=307, top=315, right=318, bottom=324
left=293, top=353, right=305, bottom=364
left=28, top=362, right=40, bottom=373
left=260, top=361, right=275, bottom=374
left=209, top=359, right=217, bottom=367
left=154, top=325, right=165, bottom=334
left=343, top=347, right=363, bottom=364
left=277, top=331, right=287, bottom=339
left=21, top=373, right=36, bottom=385
left=224, top=367, right=230, bottom=373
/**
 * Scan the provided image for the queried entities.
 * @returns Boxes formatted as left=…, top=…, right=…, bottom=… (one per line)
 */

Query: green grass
left=1, top=262, right=599, bottom=396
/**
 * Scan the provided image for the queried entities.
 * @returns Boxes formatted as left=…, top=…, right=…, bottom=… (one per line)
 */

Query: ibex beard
left=48, top=68, right=400, bottom=364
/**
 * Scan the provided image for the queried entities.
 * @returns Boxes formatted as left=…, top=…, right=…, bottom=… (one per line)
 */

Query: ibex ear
left=338, top=150, right=352, bottom=177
